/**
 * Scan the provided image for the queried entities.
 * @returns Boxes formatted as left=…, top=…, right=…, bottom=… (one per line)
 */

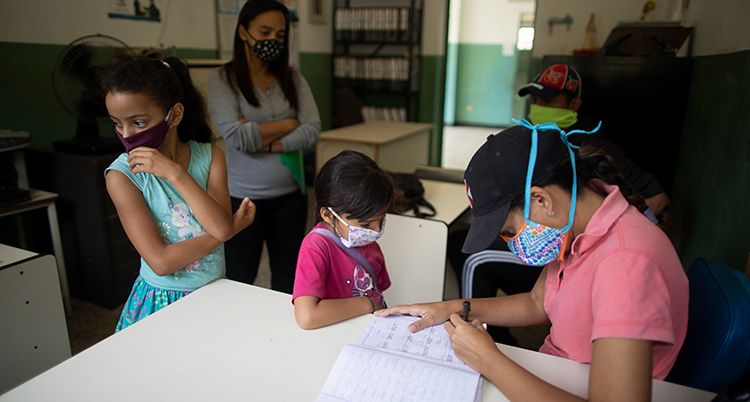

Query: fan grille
left=52, top=34, right=132, bottom=123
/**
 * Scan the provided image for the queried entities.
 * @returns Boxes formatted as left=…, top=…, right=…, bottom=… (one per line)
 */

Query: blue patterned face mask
left=502, top=221, right=572, bottom=266
left=327, top=207, right=385, bottom=248
left=500, top=119, right=599, bottom=266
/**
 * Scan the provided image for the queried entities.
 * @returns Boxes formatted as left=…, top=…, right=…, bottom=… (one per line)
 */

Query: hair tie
left=162, top=60, right=170, bottom=68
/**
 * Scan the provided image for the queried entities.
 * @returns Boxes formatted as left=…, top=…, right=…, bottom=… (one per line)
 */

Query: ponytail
left=163, top=57, right=213, bottom=143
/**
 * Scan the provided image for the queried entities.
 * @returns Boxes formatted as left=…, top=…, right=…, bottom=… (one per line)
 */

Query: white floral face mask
left=327, top=207, right=385, bottom=248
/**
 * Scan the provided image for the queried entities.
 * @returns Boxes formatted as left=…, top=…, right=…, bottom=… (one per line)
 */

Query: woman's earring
left=547, top=210, right=555, bottom=217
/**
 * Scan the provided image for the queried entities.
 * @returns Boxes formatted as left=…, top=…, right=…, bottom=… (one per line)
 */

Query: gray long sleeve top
left=207, top=66, right=321, bottom=199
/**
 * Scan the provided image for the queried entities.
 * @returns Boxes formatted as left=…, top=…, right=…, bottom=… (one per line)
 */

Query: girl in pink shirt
left=293, top=150, right=397, bottom=329
left=377, top=120, right=688, bottom=402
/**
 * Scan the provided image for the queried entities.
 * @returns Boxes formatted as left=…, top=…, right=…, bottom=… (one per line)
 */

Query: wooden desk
left=0, top=189, right=71, bottom=316
left=316, top=121, right=434, bottom=173
left=0, top=279, right=716, bottom=401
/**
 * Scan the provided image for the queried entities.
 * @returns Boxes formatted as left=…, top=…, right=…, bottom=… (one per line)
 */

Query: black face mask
left=247, top=33, right=284, bottom=62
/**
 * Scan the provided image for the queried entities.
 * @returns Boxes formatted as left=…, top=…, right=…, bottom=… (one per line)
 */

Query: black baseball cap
left=462, top=124, right=572, bottom=254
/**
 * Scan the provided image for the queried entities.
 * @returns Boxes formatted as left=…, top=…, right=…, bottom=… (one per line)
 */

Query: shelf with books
left=332, top=0, right=423, bottom=127
left=333, top=7, right=421, bottom=43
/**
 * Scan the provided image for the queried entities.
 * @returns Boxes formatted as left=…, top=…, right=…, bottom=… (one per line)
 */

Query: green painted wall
left=512, top=49, right=533, bottom=121
left=443, top=43, right=459, bottom=125
left=299, top=52, right=332, bottom=131
left=420, top=55, right=446, bottom=166
left=670, top=50, right=750, bottom=271
left=0, top=42, right=82, bottom=149
left=453, top=43, right=517, bottom=126
left=1, top=41, right=444, bottom=164
left=0, top=42, right=216, bottom=149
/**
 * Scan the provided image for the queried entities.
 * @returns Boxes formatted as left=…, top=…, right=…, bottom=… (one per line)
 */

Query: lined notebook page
left=316, top=315, right=482, bottom=402
left=356, top=314, right=465, bottom=364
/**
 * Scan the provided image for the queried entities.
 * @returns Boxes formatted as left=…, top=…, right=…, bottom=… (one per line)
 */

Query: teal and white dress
left=105, top=141, right=225, bottom=331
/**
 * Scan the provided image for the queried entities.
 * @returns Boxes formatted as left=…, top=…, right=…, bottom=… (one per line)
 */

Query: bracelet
left=365, top=295, right=376, bottom=313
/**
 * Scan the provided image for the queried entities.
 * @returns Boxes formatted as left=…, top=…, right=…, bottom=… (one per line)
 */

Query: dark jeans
left=225, top=190, right=307, bottom=294
left=447, top=229, right=543, bottom=345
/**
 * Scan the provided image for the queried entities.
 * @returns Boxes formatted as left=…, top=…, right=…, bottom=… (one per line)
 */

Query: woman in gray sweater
left=208, top=0, right=321, bottom=293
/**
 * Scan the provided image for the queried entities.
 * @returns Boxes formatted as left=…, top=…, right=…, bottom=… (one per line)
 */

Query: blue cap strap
left=511, top=119, right=564, bottom=222
left=510, top=119, right=603, bottom=231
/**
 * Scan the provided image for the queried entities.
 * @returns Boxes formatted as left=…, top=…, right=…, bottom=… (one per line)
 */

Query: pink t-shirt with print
left=539, top=182, right=689, bottom=380
left=292, top=222, right=391, bottom=307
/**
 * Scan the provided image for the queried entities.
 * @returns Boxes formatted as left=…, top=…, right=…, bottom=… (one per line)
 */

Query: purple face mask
left=115, top=109, right=173, bottom=153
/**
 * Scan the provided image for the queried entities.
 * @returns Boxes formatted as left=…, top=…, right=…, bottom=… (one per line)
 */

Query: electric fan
left=52, top=34, right=133, bottom=155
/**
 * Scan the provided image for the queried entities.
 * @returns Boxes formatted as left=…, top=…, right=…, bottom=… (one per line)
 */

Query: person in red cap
left=519, top=63, right=669, bottom=214
left=445, top=64, right=672, bottom=346
left=377, top=123, right=688, bottom=401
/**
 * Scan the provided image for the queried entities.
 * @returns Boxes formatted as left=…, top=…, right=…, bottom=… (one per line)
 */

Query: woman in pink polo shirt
left=376, top=120, right=689, bottom=402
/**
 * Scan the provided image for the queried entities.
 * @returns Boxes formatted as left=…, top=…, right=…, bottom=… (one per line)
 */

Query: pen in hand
left=462, top=301, right=470, bottom=322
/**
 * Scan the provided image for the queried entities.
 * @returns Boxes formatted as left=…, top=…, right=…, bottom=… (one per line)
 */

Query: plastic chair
left=668, top=258, right=750, bottom=393
left=378, top=213, right=447, bottom=306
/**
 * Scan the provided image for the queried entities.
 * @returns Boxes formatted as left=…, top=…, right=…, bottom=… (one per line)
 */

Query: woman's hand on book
left=444, top=314, right=503, bottom=374
left=374, top=300, right=461, bottom=333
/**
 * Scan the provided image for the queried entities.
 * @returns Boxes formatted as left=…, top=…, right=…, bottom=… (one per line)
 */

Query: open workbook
left=316, top=315, right=483, bottom=402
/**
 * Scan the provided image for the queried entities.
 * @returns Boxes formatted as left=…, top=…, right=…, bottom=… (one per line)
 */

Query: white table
left=316, top=121, right=434, bottom=173
left=0, top=279, right=716, bottom=401
left=0, top=189, right=70, bottom=316
left=401, top=178, right=469, bottom=300
left=0, top=244, right=71, bottom=395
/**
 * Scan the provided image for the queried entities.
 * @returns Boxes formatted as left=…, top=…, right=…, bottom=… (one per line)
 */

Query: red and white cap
left=518, top=64, right=582, bottom=99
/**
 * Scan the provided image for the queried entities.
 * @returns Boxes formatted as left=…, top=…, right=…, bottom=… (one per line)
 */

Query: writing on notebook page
left=316, top=315, right=482, bottom=402
left=357, top=313, right=461, bottom=364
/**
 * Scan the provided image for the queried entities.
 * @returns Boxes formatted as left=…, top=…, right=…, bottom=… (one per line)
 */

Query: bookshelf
left=332, top=0, right=423, bottom=127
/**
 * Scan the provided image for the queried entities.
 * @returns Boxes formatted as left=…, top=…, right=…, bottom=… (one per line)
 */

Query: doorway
left=441, top=0, right=535, bottom=169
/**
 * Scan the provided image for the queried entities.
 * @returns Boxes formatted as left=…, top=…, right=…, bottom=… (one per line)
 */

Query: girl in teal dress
left=102, top=57, right=256, bottom=331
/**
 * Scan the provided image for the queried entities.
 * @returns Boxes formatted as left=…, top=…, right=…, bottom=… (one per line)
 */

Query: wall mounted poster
left=109, top=0, right=162, bottom=22
left=216, top=0, right=248, bottom=60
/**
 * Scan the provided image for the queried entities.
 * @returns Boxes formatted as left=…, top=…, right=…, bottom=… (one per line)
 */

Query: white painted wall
left=0, top=0, right=447, bottom=56
left=532, top=0, right=671, bottom=57
left=423, top=0, right=448, bottom=56
left=533, top=0, right=750, bottom=57
left=297, top=0, right=332, bottom=53
left=0, top=0, right=216, bottom=50
left=682, top=0, right=750, bottom=56
left=456, top=0, right=535, bottom=47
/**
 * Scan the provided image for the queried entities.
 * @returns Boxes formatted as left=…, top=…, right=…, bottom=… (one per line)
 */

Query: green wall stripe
left=0, top=42, right=219, bottom=149
left=670, top=50, right=750, bottom=270
left=443, top=43, right=459, bottom=125
left=299, top=52, right=332, bottom=131
left=172, top=48, right=218, bottom=59
left=420, top=55, right=446, bottom=166
left=1, top=41, right=443, bottom=165
left=0, top=42, right=81, bottom=149
left=453, top=43, right=516, bottom=127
